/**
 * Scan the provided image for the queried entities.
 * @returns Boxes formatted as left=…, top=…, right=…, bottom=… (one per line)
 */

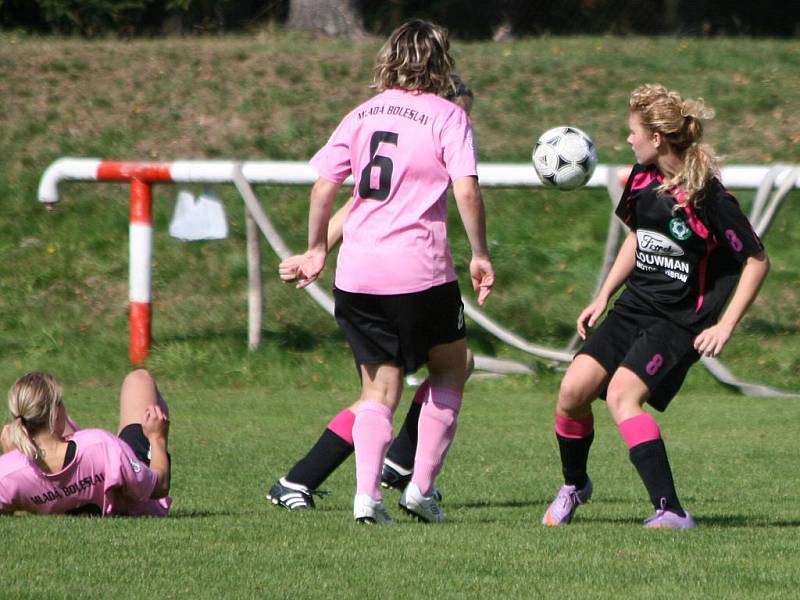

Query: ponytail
left=6, top=416, right=39, bottom=460
left=7, top=372, right=63, bottom=460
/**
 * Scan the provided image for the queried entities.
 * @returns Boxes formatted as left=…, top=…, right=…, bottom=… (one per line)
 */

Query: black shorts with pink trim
left=333, top=281, right=466, bottom=375
left=578, top=304, right=700, bottom=411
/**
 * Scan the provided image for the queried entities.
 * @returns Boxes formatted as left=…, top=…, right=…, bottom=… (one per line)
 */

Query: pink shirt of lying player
left=0, top=369, right=171, bottom=517
left=310, top=87, right=478, bottom=294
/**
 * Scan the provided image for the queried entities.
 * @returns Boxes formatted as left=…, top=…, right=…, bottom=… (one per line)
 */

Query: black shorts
left=578, top=306, right=700, bottom=411
left=119, top=424, right=172, bottom=475
left=334, top=280, right=466, bottom=375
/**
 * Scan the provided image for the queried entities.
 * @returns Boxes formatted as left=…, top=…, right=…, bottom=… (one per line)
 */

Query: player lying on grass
left=1, top=369, right=171, bottom=516
left=271, top=19, right=493, bottom=524
left=268, top=77, right=476, bottom=513
left=541, top=83, right=769, bottom=529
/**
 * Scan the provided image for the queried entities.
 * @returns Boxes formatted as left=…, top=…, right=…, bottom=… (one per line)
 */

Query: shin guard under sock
left=352, top=401, right=393, bottom=500
left=555, top=414, right=594, bottom=489
left=411, top=386, right=461, bottom=496
left=620, top=414, right=685, bottom=517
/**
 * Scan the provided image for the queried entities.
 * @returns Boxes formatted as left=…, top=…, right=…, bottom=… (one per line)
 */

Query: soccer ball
left=532, top=126, right=598, bottom=190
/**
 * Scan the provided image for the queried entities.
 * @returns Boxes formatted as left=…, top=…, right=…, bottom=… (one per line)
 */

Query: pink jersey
left=0, top=429, right=170, bottom=517
left=311, top=89, right=478, bottom=294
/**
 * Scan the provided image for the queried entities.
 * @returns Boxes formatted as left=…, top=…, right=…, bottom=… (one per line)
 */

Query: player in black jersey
left=542, top=84, right=770, bottom=529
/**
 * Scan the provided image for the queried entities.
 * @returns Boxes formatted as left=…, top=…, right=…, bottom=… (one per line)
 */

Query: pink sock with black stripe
left=618, top=413, right=661, bottom=449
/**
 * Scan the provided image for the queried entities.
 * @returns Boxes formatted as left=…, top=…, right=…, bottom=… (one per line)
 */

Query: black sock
left=557, top=432, right=594, bottom=489
left=285, top=428, right=353, bottom=490
left=629, top=438, right=685, bottom=517
left=385, top=402, right=422, bottom=470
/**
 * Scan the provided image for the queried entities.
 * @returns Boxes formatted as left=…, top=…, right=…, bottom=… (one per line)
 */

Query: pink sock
left=618, top=413, right=661, bottom=449
left=327, top=408, right=356, bottom=446
left=555, top=414, right=594, bottom=439
left=352, top=401, right=393, bottom=500
left=412, top=379, right=431, bottom=405
left=411, top=386, right=462, bottom=496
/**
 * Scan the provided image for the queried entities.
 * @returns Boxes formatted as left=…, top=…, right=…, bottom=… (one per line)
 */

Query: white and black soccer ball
left=532, top=126, right=598, bottom=190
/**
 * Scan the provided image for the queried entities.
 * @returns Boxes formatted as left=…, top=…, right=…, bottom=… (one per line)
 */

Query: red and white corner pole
left=129, top=178, right=153, bottom=364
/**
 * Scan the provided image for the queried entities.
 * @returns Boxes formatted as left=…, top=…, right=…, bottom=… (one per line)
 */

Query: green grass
left=1, top=31, right=800, bottom=598
left=2, top=380, right=799, bottom=598
left=0, top=32, right=798, bottom=391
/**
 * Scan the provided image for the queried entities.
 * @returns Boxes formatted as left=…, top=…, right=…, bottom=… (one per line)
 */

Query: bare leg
left=118, top=369, right=168, bottom=434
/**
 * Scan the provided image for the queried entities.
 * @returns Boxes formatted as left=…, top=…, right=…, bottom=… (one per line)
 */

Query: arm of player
left=327, top=196, right=353, bottom=251
left=279, top=195, right=353, bottom=284
left=292, top=177, right=341, bottom=289
left=453, top=176, right=494, bottom=305
left=694, top=250, right=770, bottom=357
left=577, top=230, right=637, bottom=339
left=142, top=405, right=170, bottom=499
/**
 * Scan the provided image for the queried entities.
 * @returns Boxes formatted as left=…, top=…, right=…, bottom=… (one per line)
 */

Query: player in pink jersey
left=276, top=20, right=494, bottom=524
left=268, top=78, right=476, bottom=512
left=1, top=369, right=171, bottom=516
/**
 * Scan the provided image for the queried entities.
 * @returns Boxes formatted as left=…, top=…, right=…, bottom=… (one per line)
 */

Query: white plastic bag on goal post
left=169, top=187, right=229, bottom=241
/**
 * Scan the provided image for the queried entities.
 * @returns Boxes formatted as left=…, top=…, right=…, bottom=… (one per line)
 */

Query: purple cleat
left=644, top=499, right=696, bottom=529
left=644, top=509, right=696, bottom=529
left=541, top=477, right=593, bottom=526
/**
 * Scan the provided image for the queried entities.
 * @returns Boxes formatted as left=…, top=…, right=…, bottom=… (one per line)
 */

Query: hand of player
left=142, top=405, right=169, bottom=442
left=576, top=297, right=608, bottom=340
left=278, top=255, right=304, bottom=282
left=470, top=256, right=495, bottom=305
left=1, top=424, right=13, bottom=454
left=693, top=322, right=735, bottom=357
left=293, top=249, right=326, bottom=289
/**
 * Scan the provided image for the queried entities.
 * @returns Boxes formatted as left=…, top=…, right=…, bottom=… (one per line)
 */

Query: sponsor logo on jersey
left=637, top=229, right=684, bottom=256
left=668, top=218, right=692, bottom=241
left=636, top=251, right=690, bottom=282
left=129, top=457, right=142, bottom=473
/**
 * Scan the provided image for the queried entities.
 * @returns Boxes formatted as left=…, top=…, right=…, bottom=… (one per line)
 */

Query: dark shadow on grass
left=742, top=318, right=799, bottom=336
left=168, top=509, right=239, bottom=518
left=154, top=325, right=343, bottom=352
left=694, top=515, right=800, bottom=528
left=451, top=498, right=550, bottom=510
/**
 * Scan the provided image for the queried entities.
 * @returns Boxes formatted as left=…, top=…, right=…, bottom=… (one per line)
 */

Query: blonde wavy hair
left=7, top=372, right=63, bottom=460
left=629, top=83, right=720, bottom=209
left=372, top=19, right=455, bottom=97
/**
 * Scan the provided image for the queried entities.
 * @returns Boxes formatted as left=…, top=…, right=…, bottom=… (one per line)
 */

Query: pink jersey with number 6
left=0, top=428, right=170, bottom=516
left=311, top=89, right=478, bottom=294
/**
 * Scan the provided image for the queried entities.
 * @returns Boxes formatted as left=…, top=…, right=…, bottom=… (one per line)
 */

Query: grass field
left=2, top=382, right=799, bottom=598
left=1, top=30, right=799, bottom=598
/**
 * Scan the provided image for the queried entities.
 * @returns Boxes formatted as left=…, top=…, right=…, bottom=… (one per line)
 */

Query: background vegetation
left=1, top=32, right=798, bottom=392
left=0, top=31, right=799, bottom=598
left=2, top=0, right=799, bottom=37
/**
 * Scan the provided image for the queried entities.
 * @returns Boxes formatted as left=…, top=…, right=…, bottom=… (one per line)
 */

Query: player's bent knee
left=122, top=368, right=155, bottom=390
left=558, top=378, right=592, bottom=414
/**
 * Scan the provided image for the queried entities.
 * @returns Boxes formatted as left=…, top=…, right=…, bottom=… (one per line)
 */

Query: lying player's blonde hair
left=629, top=83, right=720, bottom=209
left=7, top=372, right=63, bottom=460
left=373, top=19, right=454, bottom=97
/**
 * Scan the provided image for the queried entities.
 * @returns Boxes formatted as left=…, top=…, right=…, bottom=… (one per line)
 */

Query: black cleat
left=267, top=478, right=323, bottom=510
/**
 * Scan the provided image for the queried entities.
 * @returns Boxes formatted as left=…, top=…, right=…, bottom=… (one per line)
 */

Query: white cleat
left=399, top=482, right=445, bottom=523
left=353, top=494, right=395, bottom=525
